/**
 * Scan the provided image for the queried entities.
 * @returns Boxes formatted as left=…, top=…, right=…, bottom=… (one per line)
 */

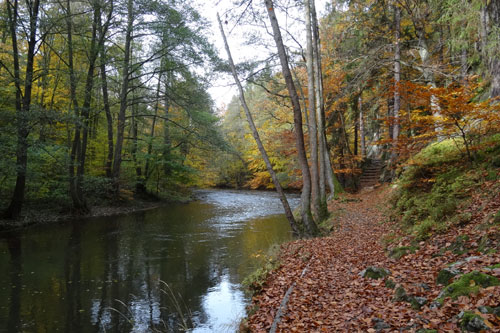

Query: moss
left=389, top=245, right=419, bottom=259
left=436, top=267, right=462, bottom=286
left=392, top=135, right=500, bottom=240
left=458, top=311, right=490, bottom=332
left=385, top=278, right=396, bottom=289
left=436, top=271, right=500, bottom=305
left=438, top=235, right=470, bottom=255
left=494, top=210, right=500, bottom=224
left=393, top=286, right=408, bottom=302
left=360, top=266, right=391, bottom=279
left=417, top=330, right=438, bottom=333
left=487, top=263, right=500, bottom=269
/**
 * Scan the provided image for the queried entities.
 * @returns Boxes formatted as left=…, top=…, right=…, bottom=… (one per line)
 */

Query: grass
left=242, top=244, right=282, bottom=296
left=391, top=135, right=500, bottom=240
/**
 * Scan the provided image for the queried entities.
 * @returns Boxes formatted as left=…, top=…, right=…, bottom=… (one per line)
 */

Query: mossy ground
left=392, top=135, right=500, bottom=240
left=436, top=271, right=500, bottom=304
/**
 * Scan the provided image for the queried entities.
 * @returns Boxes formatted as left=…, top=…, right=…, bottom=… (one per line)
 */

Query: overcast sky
left=194, top=0, right=329, bottom=110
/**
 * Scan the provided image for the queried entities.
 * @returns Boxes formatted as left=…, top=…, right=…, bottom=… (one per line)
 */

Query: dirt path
left=246, top=185, right=500, bottom=332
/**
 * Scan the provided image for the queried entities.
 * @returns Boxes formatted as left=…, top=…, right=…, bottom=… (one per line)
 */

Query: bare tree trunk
left=310, top=0, right=330, bottom=216
left=4, top=0, right=40, bottom=219
left=218, top=14, right=300, bottom=236
left=391, top=3, right=401, bottom=164
left=112, top=0, right=134, bottom=188
left=487, top=0, right=500, bottom=98
left=264, top=0, right=318, bottom=237
left=145, top=75, right=162, bottom=181
left=75, top=2, right=101, bottom=212
left=97, top=0, right=114, bottom=179
left=304, top=0, right=320, bottom=219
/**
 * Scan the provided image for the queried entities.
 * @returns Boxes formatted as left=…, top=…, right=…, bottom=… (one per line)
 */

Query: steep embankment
left=245, top=140, right=500, bottom=332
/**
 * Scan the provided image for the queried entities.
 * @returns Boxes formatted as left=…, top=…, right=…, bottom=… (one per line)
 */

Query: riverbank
left=0, top=191, right=194, bottom=232
left=245, top=183, right=500, bottom=332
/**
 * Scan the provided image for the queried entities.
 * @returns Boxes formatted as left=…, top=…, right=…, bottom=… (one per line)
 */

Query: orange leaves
left=247, top=184, right=500, bottom=332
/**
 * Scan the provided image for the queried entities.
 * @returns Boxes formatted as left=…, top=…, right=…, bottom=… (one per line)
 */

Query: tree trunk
left=311, top=0, right=340, bottom=203
left=97, top=1, right=114, bottom=179
left=391, top=3, right=401, bottom=164
left=264, top=0, right=318, bottom=237
left=4, top=0, right=41, bottom=219
left=218, top=13, right=300, bottom=236
left=304, top=0, right=320, bottom=219
left=359, top=94, right=366, bottom=157
left=112, top=0, right=134, bottom=188
left=145, top=75, right=162, bottom=181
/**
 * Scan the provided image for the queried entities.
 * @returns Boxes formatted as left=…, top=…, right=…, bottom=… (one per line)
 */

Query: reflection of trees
left=65, top=223, right=82, bottom=333
left=7, top=232, right=22, bottom=333
left=1, top=191, right=293, bottom=332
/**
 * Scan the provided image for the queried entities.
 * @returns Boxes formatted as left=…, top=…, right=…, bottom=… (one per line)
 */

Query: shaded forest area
left=1, top=0, right=499, bottom=229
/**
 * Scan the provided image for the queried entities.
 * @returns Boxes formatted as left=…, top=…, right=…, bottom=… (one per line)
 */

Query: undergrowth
left=391, top=134, right=500, bottom=240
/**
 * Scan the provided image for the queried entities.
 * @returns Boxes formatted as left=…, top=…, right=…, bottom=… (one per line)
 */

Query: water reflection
left=0, top=190, right=297, bottom=332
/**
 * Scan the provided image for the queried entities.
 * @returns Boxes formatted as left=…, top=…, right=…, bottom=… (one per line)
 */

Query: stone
left=360, top=266, right=391, bottom=279
left=436, top=267, right=462, bottom=286
left=458, top=311, right=490, bottom=332
left=372, top=318, right=391, bottom=332
left=410, top=296, right=428, bottom=310
left=393, top=286, right=409, bottom=302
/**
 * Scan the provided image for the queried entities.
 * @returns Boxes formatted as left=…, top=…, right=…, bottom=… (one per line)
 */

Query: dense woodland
left=1, top=0, right=499, bottom=236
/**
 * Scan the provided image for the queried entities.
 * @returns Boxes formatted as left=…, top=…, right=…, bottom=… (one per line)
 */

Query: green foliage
left=393, top=136, right=500, bottom=239
left=389, top=245, right=419, bottom=259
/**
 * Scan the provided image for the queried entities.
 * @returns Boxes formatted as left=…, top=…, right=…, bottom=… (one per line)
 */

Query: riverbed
left=0, top=189, right=298, bottom=332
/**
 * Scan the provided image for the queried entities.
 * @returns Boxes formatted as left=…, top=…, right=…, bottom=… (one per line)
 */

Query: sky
left=194, top=0, right=329, bottom=110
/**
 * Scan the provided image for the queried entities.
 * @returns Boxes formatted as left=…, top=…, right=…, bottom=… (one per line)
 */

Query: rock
left=435, top=271, right=500, bottom=305
left=436, top=267, right=462, bottom=285
left=429, top=301, right=441, bottom=310
left=416, top=283, right=431, bottom=291
left=393, top=286, right=409, bottom=302
left=360, top=266, right=391, bottom=279
left=478, top=306, right=492, bottom=314
left=409, top=296, right=428, bottom=310
left=458, top=311, right=490, bottom=332
left=385, top=278, right=396, bottom=289
left=464, top=256, right=481, bottom=262
left=372, top=318, right=391, bottom=331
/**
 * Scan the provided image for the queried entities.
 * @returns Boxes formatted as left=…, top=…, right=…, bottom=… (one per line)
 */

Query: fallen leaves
left=246, top=184, right=500, bottom=332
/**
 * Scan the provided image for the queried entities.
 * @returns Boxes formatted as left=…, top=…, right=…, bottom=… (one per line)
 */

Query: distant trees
left=0, top=0, right=222, bottom=218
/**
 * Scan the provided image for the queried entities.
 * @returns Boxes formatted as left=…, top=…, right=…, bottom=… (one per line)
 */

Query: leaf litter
left=246, top=183, right=500, bottom=332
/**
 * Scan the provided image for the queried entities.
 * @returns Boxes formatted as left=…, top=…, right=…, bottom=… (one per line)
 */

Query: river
left=0, top=189, right=298, bottom=332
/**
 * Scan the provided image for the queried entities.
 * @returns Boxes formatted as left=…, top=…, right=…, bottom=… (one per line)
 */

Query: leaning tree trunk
left=264, top=0, right=318, bottom=237
left=218, top=14, right=300, bottom=236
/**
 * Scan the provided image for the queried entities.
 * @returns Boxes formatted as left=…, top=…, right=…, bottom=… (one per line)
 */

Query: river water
left=0, top=189, right=297, bottom=332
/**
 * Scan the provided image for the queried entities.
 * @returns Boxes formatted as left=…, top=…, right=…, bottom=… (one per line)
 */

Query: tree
left=264, top=0, right=319, bottom=237
left=218, top=13, right=300, bottom=236
left=3, top=0, right=41, bottom=219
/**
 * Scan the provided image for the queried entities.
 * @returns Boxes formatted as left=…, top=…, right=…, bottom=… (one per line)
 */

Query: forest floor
left=246, top=183, right=500, bottom=332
